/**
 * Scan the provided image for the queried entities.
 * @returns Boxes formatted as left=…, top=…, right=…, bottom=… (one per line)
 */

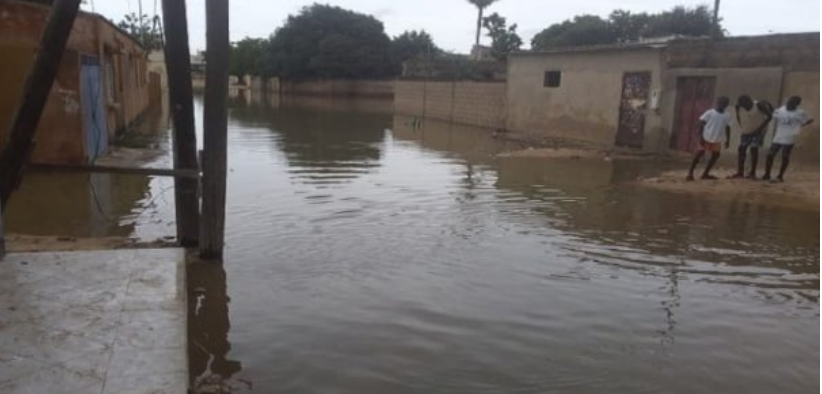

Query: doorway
left=615, top=71, right=652, bottom=148
left=671, top=76, right=716, bottom=152
left=80, top=55, right=109, bottom=162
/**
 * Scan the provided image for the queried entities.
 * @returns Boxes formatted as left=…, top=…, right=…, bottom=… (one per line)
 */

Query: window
left=544, top=71, right=561, bottom=88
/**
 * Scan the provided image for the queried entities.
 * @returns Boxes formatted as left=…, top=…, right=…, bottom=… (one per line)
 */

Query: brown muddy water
left=6, top=92, right=819, bottom=393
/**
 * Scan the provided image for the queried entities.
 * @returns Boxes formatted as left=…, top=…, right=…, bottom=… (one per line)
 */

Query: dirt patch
left=638, top=169, right=820, bottom=210
left=5, top=234, right=177, bottom=253
left=499, top=147, right=653, bottom=161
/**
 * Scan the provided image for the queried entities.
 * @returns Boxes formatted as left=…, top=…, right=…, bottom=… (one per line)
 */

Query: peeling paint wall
left=0, top=0, right=151, bottom=164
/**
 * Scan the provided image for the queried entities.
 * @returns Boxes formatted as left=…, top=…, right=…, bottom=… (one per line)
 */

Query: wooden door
left=615, top=72, right=652, bottom=148
left=671, top=77, right=716, bottom=152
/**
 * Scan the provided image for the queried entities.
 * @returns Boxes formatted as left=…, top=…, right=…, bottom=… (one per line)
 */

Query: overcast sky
left=88, top=0, right=820, bottom=53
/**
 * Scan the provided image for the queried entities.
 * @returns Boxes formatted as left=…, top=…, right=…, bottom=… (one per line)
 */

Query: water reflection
left=230, top=94, right=392, bottom=186
left=5, top=104, right=173, bottom=238
left=189, top=260, right=244, bottom=392
left=5, top=171, right=151, bottom=237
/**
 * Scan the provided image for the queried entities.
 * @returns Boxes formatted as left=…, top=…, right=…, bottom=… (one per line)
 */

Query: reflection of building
left=4, top=171, right=152, bottom=237
left=0, top=0, right=158, bottom=164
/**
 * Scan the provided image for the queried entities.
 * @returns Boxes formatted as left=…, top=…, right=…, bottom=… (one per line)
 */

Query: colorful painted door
left=615, top=72, right=652, bottom=148
left=80, top=55, right=109, bottom=162
left=671, top=77, right=716, bottom=152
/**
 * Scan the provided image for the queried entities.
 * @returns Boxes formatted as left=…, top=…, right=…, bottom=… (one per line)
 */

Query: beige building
left=506, top=33, right=819, bottom=157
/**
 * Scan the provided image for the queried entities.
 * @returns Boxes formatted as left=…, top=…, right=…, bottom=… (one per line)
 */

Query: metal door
left=671, top=77, right=716, bottom=152
left=615, top=72, right=652, bottom=148
left=80, top=55, right=109, bottom=162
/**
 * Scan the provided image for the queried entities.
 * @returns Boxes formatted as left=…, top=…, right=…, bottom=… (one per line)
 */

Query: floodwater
left=7, top=91, right=819, bottom=393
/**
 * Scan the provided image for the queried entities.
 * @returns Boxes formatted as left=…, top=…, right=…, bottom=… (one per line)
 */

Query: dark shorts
left=739, top=133, right=764, bottom=148
left=768, top=143, right=794, bottom=156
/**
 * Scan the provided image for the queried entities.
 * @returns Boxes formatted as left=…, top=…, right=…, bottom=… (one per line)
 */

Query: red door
left=671, top=77, right=716, bottom=152
left=615, top=72, right=652, bottom=148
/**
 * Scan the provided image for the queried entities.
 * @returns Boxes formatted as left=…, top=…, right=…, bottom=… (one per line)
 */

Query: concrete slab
left=0, top=248, right=187, bottom=394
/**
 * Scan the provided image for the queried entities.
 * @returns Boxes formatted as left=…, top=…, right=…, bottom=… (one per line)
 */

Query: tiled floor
left=0, top=248, right=187, bottom=394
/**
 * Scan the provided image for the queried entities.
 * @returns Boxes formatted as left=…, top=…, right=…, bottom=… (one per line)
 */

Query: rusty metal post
left=0, top=0, right=82, bottom=207
left=162, top=0, right=201, bottom=246
left=200, top=0, right=229, bottom=260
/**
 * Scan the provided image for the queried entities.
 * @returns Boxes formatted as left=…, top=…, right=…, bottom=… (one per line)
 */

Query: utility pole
left=162, top=0, right=201, bottom=246
left=713, top=0, right=721, bottom=36
left=0, top=0, right=82, bottom=207
left=200, top=0, right=229, bottom=260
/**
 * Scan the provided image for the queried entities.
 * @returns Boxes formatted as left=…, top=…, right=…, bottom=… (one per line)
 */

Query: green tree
left=531, top=5, right=723, bottom=51
left=467, top=0, right=499, bottom=47
left=229, top=38, right=267, bottom=77
left=263, top=4, right=392, bottom=80
left=531, top=15, right=614, bottom=50
left=390, top=30, right=440, bottom=72
left=482, top=13, right=522, bottom=60
left=608, top=10, right=651, bottom=43
left=116, top=13, right=163, bottom=49
left=644, top=5, right=718, bottom=38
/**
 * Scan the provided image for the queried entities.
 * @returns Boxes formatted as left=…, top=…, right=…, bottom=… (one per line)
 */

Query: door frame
left=615, top=71, right=652, bottom=149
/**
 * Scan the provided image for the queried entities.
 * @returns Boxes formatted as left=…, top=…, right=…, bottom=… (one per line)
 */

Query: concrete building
left=506, top=33, right=819, bottom=155
left=0, top=0, right=155, bottom=164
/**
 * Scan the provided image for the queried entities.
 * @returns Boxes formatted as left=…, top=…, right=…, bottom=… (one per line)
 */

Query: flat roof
left=512, top=32, right=820, bottom=58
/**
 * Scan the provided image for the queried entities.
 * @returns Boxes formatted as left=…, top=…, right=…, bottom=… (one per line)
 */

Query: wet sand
left=499, top=147, right=654, bottom=160
left=638, top=169, right=820, bottom=210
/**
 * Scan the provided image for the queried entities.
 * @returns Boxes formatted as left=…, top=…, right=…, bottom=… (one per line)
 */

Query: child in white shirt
left=762, top=96, right=814, bottom=182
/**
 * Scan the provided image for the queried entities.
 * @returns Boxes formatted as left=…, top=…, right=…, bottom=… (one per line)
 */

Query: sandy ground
left=5, top=234, right=176, bottom=253
left=498, top=147, right=654, bottom=160
left=638, top=168, right=820, bottom=209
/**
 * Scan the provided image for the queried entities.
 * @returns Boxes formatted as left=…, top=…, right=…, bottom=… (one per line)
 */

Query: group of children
left=687, top=95, right=814, bottom=182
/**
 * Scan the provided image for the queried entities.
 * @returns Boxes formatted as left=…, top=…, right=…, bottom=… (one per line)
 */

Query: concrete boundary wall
left=394, top=80, right=506, bottom=129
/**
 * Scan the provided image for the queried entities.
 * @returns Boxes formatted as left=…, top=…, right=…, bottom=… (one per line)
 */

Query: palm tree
left=467, top=0, right=498, bottom=48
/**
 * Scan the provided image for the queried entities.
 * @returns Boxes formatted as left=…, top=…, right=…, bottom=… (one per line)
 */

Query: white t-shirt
left=772, top=106, right=810, bottom=145
left=699, top=108, right=732, bottom=143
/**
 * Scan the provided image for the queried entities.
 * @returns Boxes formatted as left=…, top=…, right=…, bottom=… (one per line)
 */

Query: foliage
left=116, top=13, right=163, bottom=50
left=229, top=38, right=267, bottom=77
left=531, top=15, right=614, bottom=49
left=466, top=0, right=497, bottom=8
left=531, top=5, right=722, bottom=50
left=390, top=30, right=440, bottom=73
left=644, top=5, right=718, bottom=38
left=482, top=13, right=522, bottom=60
left=466, top=0, right=499, bottom=46
left=263, top=4, right=393, bottom=80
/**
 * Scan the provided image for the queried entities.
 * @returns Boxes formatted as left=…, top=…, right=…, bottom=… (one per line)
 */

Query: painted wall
left=393, top=80, right=506, bottom=129
left=506, top=49, right=665, bottom=149
left=0, top=0, right=151, bottom=164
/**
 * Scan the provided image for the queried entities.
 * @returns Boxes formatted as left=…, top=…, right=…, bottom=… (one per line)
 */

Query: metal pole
left=200, top=0, right=229, bottom=260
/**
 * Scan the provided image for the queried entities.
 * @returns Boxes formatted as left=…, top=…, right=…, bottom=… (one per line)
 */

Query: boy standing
left=687, top=96, right=732, bottom=181
left=762, top=96, right=814, bottom=182
left=729, top=95, right=773, bottom=179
